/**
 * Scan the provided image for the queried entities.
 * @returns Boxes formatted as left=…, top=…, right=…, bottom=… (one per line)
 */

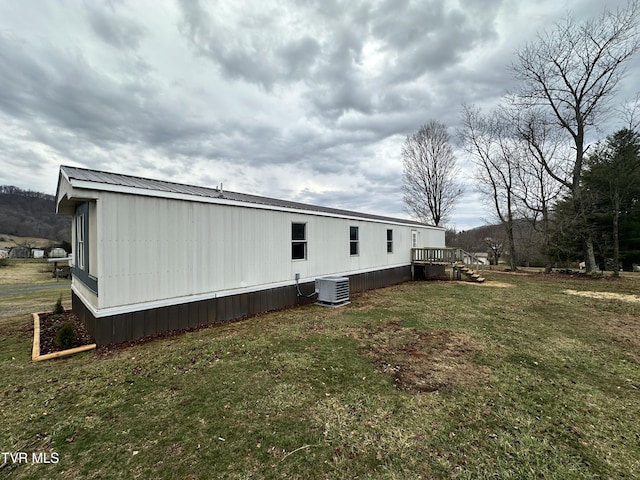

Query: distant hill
left=0, top=186, right=71, bottom=243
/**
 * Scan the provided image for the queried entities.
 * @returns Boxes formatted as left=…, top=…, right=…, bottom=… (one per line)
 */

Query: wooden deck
left=411, top=248, right=486, bottom=282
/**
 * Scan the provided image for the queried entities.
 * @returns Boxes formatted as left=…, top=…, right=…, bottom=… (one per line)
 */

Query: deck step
left=453, top=264, right=486, bottom=283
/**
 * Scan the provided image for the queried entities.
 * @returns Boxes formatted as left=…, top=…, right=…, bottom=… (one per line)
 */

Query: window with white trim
left=411, top=230, right=418, bottom=248
left=292, top=222, right=307, bottom=260
left=350, top=226, right=359, bottom=255
left=76, top=213, right=85, bottom=269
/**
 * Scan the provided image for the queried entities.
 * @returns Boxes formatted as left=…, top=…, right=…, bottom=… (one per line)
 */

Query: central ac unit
left=316, top=276, right=350, bottom=307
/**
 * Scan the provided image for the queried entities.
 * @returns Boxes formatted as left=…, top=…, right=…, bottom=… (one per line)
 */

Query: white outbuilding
left=49, top=247, right=68, bottom=258
left=56, top=165, right=445, bottom=346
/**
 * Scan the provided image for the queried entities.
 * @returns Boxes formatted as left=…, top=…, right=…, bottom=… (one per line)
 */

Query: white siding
left=74, top=278, right=98, bottom=310
left=92, top=192, right=444, bottom=309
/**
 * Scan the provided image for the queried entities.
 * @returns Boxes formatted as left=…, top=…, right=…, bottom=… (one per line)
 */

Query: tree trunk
left=542, top=211, right=553, bottom=274
left=584, top=236, right=598, bottom=274
left=506, top=221, right=517, bottom=271
left=573, top=179, right=599, bottom=275
left=612, top=194, right=620, bottom=277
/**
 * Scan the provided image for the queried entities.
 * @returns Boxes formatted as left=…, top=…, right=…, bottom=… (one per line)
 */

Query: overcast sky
left=1, top=0, right=638, bottom=230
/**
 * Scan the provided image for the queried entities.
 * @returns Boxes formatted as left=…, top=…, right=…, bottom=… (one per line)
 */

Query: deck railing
left=411, top=247, right=457, bottom=264
left=411, top=247, right=485, bottom=270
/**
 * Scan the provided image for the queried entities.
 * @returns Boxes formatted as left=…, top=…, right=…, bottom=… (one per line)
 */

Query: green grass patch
left=1, top=270, right=639, bottom=478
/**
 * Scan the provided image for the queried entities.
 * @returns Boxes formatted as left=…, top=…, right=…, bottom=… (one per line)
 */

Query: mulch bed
left=38, top=311, right=95, bottom=356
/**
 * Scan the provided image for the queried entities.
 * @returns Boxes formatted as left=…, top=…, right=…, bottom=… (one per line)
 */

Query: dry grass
left=0, top=259, right=63, bottom=285
left=456, top=280, right=514, bottom=288
left=0, top=234, right=53, bottom=249
left=1, top=265, right=639, bottom=479
left=564, top=288, right=640, bottom=303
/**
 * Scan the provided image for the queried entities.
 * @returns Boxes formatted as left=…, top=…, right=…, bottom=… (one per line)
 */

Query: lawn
left=1, top=262, right=639, bottom=479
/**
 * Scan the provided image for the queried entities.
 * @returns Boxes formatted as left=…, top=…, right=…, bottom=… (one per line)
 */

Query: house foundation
left=73, top=265, right=412, bottom=346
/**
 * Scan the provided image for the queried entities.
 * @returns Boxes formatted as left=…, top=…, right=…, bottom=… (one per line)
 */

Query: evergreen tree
left=583, top=129, right=640, bottom=274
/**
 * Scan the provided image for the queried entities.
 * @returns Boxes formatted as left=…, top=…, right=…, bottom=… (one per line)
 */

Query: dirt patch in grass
left=457, top=280, right=513, bottom=288
left=602, top=316, right=640, bottom=351
left=563, top=289, right=640, bottom=303
left=562, top=290, right=640, bottom=351
left=38, top=311, right=95, bottom=356
left=347, top=322, right=491, bottom=393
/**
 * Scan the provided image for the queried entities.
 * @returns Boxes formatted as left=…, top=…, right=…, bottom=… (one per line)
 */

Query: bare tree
left=511, top=0, right=640, bottom=273
left=484, top=236, right=504, bottom=267
left=402, top=121, right=463, bottom=226
left=508, top=106, right=566, bottom=272
left=621, top=92, right=640, bottom=131
left=459, top=104, right=519, bottom=270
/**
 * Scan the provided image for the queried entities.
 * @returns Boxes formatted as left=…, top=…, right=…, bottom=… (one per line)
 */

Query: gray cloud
left=0, top=0, right=637, bottom=231
left=86, top=4, right=147, bottom=50
left=177, top=0, right=323, bottom=89
left=371, top=0, right=501, bottom=84
left=277, top=36, right=322, bottom=79
left=0, top=29, right=224, bottom=170
left=174, top=0, right=503, bottom=129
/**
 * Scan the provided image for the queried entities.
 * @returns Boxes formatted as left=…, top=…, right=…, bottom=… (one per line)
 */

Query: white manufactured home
left=56, top=166, right=445, bottom=345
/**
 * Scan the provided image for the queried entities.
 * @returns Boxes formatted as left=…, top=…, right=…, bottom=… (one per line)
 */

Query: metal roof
left=59, top=165, right=431, bottom=227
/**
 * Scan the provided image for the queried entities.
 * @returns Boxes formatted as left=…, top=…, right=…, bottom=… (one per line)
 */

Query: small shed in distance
left=49, top=247, right=68, bottom=258
left=56, top=165, right=446, bottom=346
left=8, top=246, right=30, bottom=259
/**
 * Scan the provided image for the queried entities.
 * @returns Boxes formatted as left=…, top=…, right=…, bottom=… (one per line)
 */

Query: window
left=292, top=223, right=307, bottom=260
left=76, top=213, right=85, bottom=269
left=411, top=230, right=418, bottom=248
left=387, top=229, right=393, bottom=253
left=72, top=201, right=97, bottom=294
left=350, top=226, right=359, bottom=255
